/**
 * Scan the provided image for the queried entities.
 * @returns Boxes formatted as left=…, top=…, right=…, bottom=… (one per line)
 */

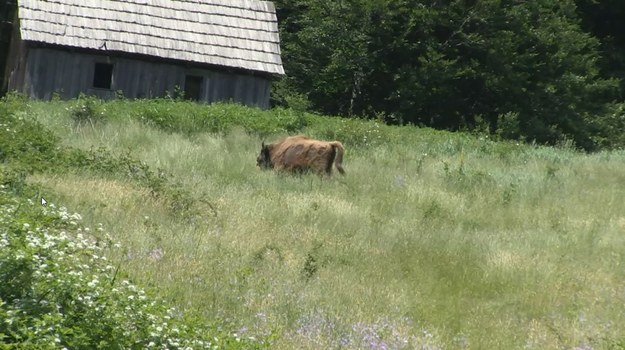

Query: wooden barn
left=0, top=0, right=284, bottom=108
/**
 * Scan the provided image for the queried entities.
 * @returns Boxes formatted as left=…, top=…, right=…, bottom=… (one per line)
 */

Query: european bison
left=256, top=135, right=346, bottom=175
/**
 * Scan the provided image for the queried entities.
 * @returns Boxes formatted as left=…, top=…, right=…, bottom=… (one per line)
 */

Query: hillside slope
left=3, top=96, right=625, bottom=349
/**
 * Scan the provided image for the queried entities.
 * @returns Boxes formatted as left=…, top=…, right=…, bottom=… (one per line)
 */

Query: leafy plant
left=0, top=97, right=60, bottom=172
left=0, top=177, right=268, bottom=349
left=70, top=94, right=108, bottom=128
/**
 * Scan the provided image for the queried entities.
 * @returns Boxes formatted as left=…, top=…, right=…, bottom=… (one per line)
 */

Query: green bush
left=0, top=97, right=60, bottom=172
left=306, top=116, right=387, bottom=148
left=70, top=95, right=108, bottom=128
left=0, top=173, right=268, bottom=349
left=127, top=99, right=310, bottom=138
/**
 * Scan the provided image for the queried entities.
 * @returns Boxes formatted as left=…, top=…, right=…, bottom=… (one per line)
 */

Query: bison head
left=256, top=142, right=273, bottom=169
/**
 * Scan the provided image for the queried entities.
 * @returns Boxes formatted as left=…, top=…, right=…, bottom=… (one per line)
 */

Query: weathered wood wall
left=2, top=11, right=23, bottom=94
left=10, top=46, right=272, bottom=108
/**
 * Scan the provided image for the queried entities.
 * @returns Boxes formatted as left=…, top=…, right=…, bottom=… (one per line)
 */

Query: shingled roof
left=17, top=0, right=285, bottom=75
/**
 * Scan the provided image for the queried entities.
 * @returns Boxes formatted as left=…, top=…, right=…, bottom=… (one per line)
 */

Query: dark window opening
left=184, top=75, right=202, bottom=101
left=93, top=63, right=113, bottom=89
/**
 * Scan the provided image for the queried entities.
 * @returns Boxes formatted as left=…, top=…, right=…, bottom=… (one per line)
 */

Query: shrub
left=70, top=95, right=108, bottom=128
left=307, top=117, right=386, bottom=148
left=0, top=97, right=60, bottom=172
left=0, top=175, right=267, bottom=349
left=129, top=99, right=310, bottom=138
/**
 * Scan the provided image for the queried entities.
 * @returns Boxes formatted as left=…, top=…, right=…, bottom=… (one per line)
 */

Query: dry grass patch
left=29, top=173, right=150, bottom=205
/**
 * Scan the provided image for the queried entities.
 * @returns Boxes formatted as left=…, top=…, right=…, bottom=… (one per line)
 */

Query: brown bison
left=256, top=135, right=346, bottom=175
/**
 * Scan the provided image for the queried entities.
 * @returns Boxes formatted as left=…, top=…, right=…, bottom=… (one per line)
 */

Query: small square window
left=184, top=75, right=203, bottom=101
left=93, top=63, right=113, bottom=89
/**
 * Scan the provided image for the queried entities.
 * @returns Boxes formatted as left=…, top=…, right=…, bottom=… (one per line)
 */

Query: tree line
left=270, top=0, right=625, bottom=151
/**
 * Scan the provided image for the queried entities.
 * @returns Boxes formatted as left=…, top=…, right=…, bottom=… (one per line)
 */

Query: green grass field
left=5, top=97, right=625, bottom=349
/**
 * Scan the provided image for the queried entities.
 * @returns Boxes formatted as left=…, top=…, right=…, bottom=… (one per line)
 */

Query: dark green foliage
left=274, top=0, right=625, bottom=151
left=576, top=0, right=625, bottom=95
left=301, top=242, right=324, bottom=281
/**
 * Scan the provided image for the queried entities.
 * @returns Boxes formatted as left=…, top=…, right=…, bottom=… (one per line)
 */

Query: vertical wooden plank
left=156, top=63, right=171, bottom=98
left=23, top=48, right=35, bottom=97
left=66, top=51, right=80, bottom=98
left=84, top=54, right=96, bottom=96
left=207, top=71, right=219, bottom=102
left=39, top=50, right=53, bottom=99
left=172, top=65, right=185, bottom=98
left=117, top=57, right=135, bottom=98
left=6, top=40, right=25, bottom=93
left=51, top=49, right=65, bottom=99
left=245, top=76, right=256, bottom=107
left=145, top=61, right=155, bottom=98
left=223, top=71, right=236, bottom=102
left=123, top=58, right=139, bottom=98
left=29, top=48, right=46, bottom=98
left=15, top=46, right=273, bottom=107
left=202, top=71, right=211, bottom=102
left=152, top=63, right=161, bottom=98
left=163, top=63, right=175, bottom=98
left=134, top=60, right=146, bottom=98
left=110, top=55, right=123, bottom=96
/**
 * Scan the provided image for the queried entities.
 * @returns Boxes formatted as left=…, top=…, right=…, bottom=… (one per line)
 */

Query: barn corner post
left=5, top=0, right=284, bottom=104
left=0, top=0, right=19, bottom=97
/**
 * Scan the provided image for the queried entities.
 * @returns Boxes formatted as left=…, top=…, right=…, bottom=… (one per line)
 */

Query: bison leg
left=325, top=146, right=337, bottom=175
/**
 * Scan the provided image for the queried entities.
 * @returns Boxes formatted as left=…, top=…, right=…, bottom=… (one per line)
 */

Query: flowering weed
left=0, top=176, right=267, bottom=349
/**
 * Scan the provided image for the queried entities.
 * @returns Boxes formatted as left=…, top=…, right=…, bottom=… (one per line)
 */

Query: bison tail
left=330, top=142, right=346, bottom=175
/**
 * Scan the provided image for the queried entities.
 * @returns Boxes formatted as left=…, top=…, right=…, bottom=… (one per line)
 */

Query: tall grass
left=20, top=97, right=625, bottom=349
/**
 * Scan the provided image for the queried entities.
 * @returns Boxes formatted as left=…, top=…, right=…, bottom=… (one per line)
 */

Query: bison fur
left=256, top=135, right=345, bottom=176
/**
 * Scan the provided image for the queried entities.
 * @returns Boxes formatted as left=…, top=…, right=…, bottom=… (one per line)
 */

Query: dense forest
left=270, top=0, right=625, bottom=151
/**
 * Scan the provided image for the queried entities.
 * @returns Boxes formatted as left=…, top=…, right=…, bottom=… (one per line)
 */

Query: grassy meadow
left=4, top=96, right=625, bottom=349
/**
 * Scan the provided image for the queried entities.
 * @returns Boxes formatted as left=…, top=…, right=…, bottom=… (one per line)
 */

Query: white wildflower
left=87, top=278, right=98, bottom=288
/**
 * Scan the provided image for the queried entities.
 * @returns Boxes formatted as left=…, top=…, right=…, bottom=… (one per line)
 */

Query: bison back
left=273, top=140, right=335, bottom=174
